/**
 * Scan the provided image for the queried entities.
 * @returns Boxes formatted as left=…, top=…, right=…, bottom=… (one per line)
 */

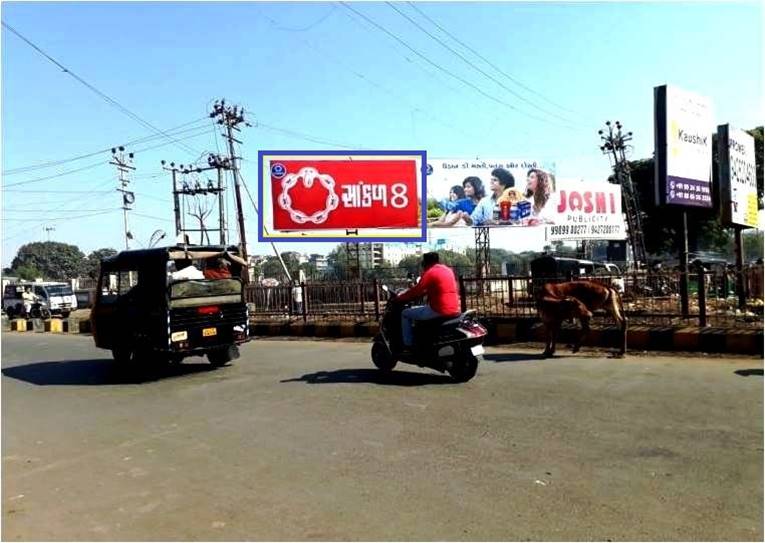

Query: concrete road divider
left=250, top=318, right=762, bottom=355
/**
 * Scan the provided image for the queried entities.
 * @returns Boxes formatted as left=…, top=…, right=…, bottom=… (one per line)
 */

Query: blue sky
left=2, top=1, right=762, bottom=266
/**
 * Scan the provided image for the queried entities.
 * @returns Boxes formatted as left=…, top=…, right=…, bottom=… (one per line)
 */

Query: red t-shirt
left=397, top=264, right=461, bottom=316
left=203, top=268, right=232, bottom=280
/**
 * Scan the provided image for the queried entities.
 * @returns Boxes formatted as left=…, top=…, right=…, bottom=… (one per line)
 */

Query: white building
left=380, top=243, right=424, bottom=266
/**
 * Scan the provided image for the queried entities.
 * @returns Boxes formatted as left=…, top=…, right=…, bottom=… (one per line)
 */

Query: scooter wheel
left=371, top=339, right=397, bottom=372
left=448, top=353, right=480, bottom=383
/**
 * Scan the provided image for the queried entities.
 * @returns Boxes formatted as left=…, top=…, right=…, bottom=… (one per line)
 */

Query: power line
left=2, top=182, right=117, bottom=244
left=132, top=211, right=174, bottom=223
left=2, top=117, right=209, bottom=175
left=3, top=208, right=119, bottom=213
left=406, top=2, right=582, bottom=117
left=2, top=21, right=203, bottom=157
left=1, top=209, right=121, bottom=223
left=3, top=161, right=108, bottom=188
left=3, top=127, right=215, bottom=188
left=1, top=209, right=121, bottom=243
left=2, top=189, right=114, bottom=194
left=386, top=2, right=581, bottom=129
left=260, top=11, right=481, bottom=143
left=266, top=4, right=337, bottom=31
left=256, top=121, right=367, bottom=150
left=338, top=3, right=557, bottom=133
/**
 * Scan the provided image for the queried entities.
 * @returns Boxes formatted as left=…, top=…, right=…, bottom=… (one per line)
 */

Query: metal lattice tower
left=474, top=227, right=490, bottom=279
left=599, top=121, right=647, bottom=268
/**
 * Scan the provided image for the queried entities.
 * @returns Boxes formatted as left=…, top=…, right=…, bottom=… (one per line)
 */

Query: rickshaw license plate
left=203, top=327, right=217, bottom=337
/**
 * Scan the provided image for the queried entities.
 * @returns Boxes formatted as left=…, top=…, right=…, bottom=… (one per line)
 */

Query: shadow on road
left=734, top=369, right=763, bottom=377
left=2, top=358, right=217, bottom=386
left=483, top=352, right=547, bottom=363
left=281, top=368, right=454, bottom=386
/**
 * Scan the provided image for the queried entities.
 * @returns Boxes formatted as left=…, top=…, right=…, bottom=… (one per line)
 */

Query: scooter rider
left=394, top=252, right=461, bottom=351
left=21, top=286, right=38, bottom=317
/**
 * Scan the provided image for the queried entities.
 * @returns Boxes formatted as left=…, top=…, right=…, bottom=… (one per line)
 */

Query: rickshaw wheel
left=208, top=345, right=237, bottom=367
left=112, top=348, right=133, bottom=364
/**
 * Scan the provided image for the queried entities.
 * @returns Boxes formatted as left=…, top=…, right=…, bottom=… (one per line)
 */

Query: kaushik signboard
left=654, top=85, right=714, bottom=208
left=259, top=151, right=426, bottom=242
left=718, top=125, right=758, bottom=228
left=545, top=180, right=627, bottom=241
left=426, top=158, right=557, bottom=228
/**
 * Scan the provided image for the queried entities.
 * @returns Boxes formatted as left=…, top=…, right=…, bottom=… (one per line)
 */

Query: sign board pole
left=679, top=211, right=689, bottom=318
left=735, top=225, right=746, bottom=310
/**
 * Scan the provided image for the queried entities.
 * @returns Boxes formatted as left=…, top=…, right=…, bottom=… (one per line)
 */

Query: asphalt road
left=2, top=334, right=762, bottom=541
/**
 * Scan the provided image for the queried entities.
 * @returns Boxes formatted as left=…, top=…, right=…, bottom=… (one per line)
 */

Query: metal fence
left=247, top=265, right=764, bottom=329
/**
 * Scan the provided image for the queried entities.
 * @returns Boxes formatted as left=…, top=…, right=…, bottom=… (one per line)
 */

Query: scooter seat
left=419, top=311, right=469, bottom=329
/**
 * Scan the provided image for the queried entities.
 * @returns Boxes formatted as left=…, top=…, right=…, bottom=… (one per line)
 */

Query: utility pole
left=43, top=226, right=55, bottom=242
left=599, top=121, right=647, bottom=268
left=210, top=99, right=250, bottom=261
left=161, top=161, right=183, bottom=238
left=110, top=146, right=136, bottom=250
left=162, top=156, right=228, bottom=246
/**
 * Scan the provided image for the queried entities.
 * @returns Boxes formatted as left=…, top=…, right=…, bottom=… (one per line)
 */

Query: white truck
left=3, top=282, right=78, bottom=318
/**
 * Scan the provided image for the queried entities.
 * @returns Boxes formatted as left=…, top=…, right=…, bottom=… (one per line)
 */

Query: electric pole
left=599, top=121, right=647, bottom=268
left=110, top=146, right=136, bottom=250
left=210, top=99, right=250, bottom=262
left=161, top=156, right=228, bottom=246
left=43, top=226, right=55, bottom=242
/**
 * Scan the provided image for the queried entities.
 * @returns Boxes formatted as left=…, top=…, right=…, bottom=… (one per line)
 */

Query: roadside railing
left=245, top=266, right=764, bottom=329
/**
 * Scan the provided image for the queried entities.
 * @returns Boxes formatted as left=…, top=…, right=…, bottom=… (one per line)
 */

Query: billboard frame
left=257, top=150, right=428, bottom=243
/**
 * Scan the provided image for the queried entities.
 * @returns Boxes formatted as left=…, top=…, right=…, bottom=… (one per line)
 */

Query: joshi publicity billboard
left=654, top=85, right=714, bottom=208
left=718, top=125, right=758, bottom=228
left=426, top=158, right=557, bottom=227
left=545, top=180, right=627, bottom=241
left=258, top=151, right=426, bottom=242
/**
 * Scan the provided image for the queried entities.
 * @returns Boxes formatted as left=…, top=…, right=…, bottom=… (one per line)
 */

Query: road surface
left=2, top=334, right=762, bottom=541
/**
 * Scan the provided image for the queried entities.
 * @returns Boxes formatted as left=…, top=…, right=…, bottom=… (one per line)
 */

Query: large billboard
left=546, top=180, right=627, bottom=241
left=718, top=125, right=758, bottom=228
left=258, top=151, right=426, bottom=242
left=426, top=158, right=557, bottom=227
left=654, top=85, right=714, bottom=208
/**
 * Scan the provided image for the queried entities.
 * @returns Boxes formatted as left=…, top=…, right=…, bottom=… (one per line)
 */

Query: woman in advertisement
left=524, top=168, right=556, bottom=225
left=430, top=176, right=485, bottom=227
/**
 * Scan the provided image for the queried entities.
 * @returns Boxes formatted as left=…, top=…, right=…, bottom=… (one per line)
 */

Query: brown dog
left=536, top=280, right=627, bottom=357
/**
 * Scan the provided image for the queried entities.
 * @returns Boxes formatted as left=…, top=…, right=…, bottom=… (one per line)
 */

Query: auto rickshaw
left=91, top=245, right=250, bottom=366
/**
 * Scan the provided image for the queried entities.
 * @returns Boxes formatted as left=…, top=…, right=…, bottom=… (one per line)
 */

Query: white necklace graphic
left=277, top=167, right=340, bottom=224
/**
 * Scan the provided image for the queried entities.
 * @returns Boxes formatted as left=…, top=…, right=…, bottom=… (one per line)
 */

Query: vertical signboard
left=654, top=85, right=714, bottom=207
left=718, top=125, right=758, bottom=228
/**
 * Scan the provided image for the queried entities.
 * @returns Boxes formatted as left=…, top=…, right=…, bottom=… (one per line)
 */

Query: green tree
left=10, top=242, right=86, bottom=280
left=84, top=248, right=118, bottom=279
left=629, top=159, right=733, bottom=256
left=13, top=264, right=42, bottom=281
left=327, top=244, right=351, bottom=279
left=262, top=252, right=301, bottom=281
left=743, top=230, right=764, bottom=262
left=365, top=260, right=398, bottom=281
left=400, top=250, right=473, bottom=276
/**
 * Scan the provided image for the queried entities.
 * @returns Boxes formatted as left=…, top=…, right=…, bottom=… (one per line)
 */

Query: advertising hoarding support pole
left=679, top=211, right=689, bottom=318
left=696, top=261, right=707, bottom=327
left=734, top=225, right=746, bottom=311
left=373, top=278, right=380, bottom=320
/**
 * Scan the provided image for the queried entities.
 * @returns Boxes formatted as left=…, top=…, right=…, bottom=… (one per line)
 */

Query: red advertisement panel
left=270, top=160, right=419, bottom=230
